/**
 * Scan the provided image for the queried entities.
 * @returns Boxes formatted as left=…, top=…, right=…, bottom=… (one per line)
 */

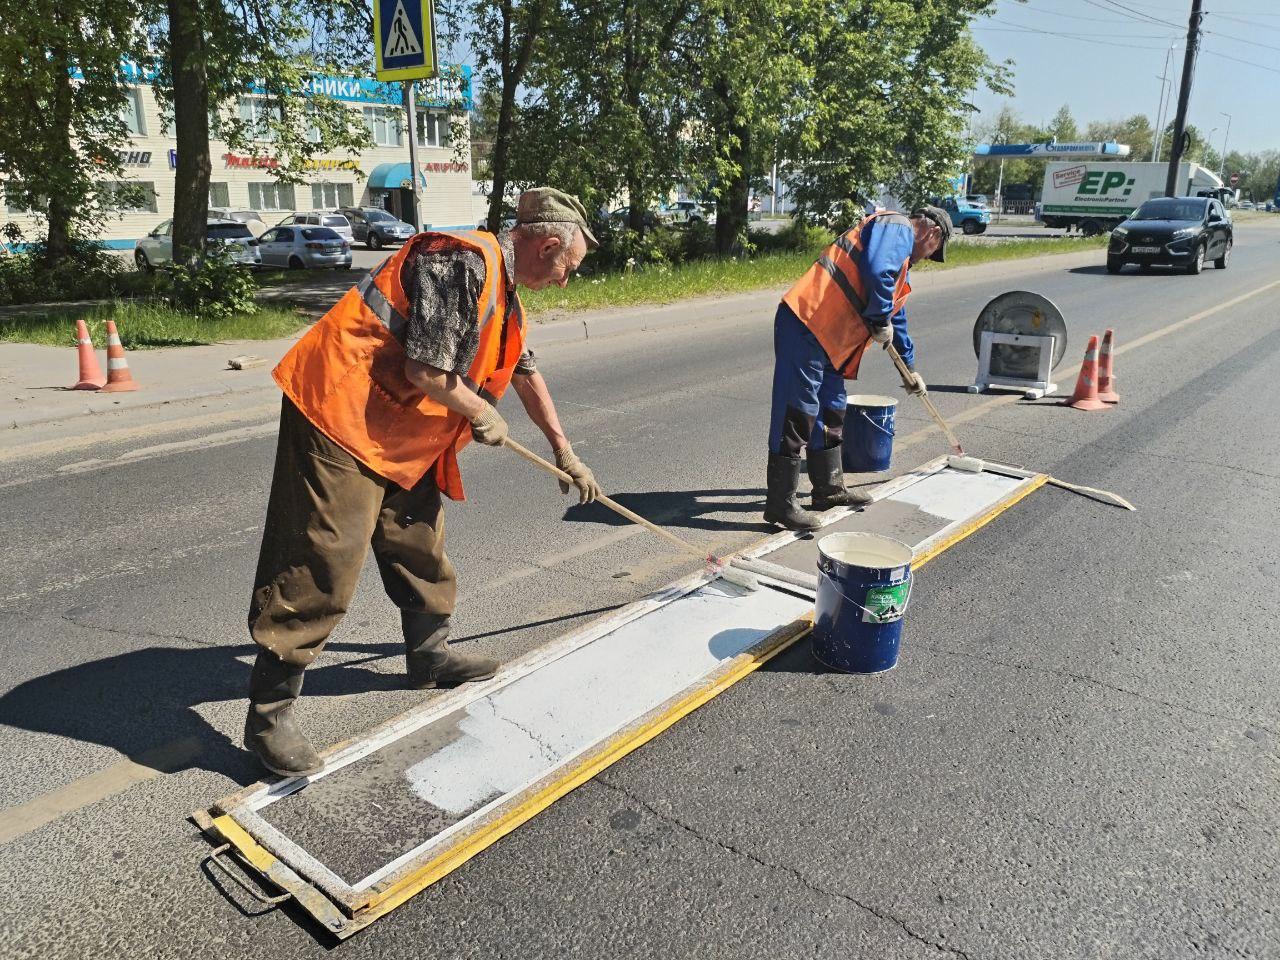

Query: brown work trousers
left=248, top=397, right=457, bottom=667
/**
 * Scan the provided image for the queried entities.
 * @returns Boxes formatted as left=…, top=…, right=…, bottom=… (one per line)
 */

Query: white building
left=2, top=66, right=478, bottom=250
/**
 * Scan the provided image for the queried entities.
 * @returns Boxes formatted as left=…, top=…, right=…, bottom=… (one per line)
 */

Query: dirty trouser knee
left=371, top=477, right=457, bottom=617
left=768, top=302, right=847, bottom=459
left=248, top=398, right=386, bottom=668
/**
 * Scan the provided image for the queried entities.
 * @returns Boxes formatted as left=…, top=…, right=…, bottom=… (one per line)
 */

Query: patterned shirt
left=402, top=231, right=536, bottom=376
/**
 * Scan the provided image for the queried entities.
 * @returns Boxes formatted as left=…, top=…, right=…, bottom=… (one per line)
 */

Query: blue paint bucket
left=812, top=532, right=914, bottom=674
left=842, top=394, right=897, bottom=474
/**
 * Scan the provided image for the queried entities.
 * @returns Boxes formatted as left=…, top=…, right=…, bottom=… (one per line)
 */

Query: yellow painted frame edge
left=373, top=0, right=439, bottom=82
left=210, top=470, right=1048, bottom=938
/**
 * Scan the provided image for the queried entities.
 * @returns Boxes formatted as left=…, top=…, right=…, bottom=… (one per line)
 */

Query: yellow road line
left=0, top=738, right=201, bottom=846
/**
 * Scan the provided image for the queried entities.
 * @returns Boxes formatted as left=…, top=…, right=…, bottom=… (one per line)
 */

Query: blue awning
left=367, top=162, right=428, bottom=190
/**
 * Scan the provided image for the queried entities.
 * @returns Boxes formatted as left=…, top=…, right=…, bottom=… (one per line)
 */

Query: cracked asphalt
left=1, top=219, right=1278, bottom=958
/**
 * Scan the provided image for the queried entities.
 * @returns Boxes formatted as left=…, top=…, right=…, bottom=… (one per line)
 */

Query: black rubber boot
left=404, top=611, right=499, bottom=690
left=244, top=653, right=324, bottom=778
left=763, top=452, right=823, bottom=531
left=807, top=445, right=873, bottom=510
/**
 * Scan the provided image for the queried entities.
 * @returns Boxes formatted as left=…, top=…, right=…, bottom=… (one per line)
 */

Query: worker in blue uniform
left=765, top=205, right=953, bottom=531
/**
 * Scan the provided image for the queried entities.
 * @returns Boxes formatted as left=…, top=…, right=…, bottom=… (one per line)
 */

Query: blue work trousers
left=768, top=303, right=847, bottom=459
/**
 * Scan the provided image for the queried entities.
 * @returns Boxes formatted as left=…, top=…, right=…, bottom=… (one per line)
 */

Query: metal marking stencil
left=197, top=456, right=1046, bottom=938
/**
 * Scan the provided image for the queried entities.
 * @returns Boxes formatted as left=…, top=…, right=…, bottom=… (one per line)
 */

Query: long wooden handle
left=882, top=341, right=965, bottom=456
left=500, top=437, right=708, bottom=558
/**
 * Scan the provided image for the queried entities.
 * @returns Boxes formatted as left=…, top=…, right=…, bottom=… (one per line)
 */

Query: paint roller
left=500, top=437, right=762, bottom=591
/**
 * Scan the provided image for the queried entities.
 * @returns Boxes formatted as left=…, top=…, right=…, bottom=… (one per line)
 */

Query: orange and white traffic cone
left=1062, top=335, right=1107, bottom=411
left=69, top=318, right=106, bottom=390
left=100, top=320, right=139, bottom=393
left=1097, top=328, right=1119, bottom=404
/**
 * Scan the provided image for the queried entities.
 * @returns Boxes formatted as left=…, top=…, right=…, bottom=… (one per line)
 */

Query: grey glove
left=903, top=370, right=928, bottom=396
left=554, top=443, right=602, bottom=504
left=469, top=403, right=509, bottom=446
left=869, top=324, right=892, bottom=344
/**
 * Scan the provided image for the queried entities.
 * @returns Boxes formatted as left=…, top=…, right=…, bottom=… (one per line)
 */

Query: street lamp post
left=1219, top=112, right=1232, bottom=180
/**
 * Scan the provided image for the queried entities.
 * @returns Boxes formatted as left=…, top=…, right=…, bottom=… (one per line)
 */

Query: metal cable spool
left=972, top=291, right=1068, bottom=381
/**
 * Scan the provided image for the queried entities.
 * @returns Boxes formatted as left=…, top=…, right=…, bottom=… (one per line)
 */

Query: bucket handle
left=818, top=567, right=912, bottom=624
left=859, top=410, right=895, bottom=438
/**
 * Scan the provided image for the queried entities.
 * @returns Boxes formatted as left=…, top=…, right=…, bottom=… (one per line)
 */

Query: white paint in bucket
left=846, top=394, right=898, bottom=410
left=818, top=532, right=914, bottom=570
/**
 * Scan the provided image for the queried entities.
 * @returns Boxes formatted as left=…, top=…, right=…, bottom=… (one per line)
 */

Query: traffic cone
left=68, top=318, right=106, bottom=390
left=1062, top=335, right=1107, bottom=411
left=1097, top=328, right=1119, bottom=403
left=100, top=320, right=139, bottom=393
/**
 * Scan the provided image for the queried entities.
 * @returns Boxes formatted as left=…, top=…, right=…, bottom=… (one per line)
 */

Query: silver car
left=134, top=219, right=261, bottom=271
left=256, top=224, right=352, bottom=270
left=277, top=211, right=354, bottom=243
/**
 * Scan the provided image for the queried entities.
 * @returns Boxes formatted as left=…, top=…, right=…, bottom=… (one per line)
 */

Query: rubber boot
left=763, top=452, right=823, bottom=531
left=808, top=445, right=872, bottom=510
left=244, top=652, right=323, bottom=778
left=404, top=611, right=499, bottom=690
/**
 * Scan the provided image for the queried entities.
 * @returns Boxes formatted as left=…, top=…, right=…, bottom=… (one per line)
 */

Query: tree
left=784, top=0, right=1009, bottom=219
left=1046, top=104, right=1078, bottom=142
left=146, top=0, right=381, bottom=263
left=1086, top=115, right=1154, bottom=164
left=0, top=0, right=145, bottom=266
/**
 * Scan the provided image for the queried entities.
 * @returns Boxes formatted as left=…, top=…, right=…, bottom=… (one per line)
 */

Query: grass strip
left=521, top=235, right=1108, bottom=317
left=0, top=299, right=309, bottom=348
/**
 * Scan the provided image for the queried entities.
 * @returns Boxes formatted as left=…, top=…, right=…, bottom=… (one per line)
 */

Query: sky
left=968, top=0, right=1279, bottom=155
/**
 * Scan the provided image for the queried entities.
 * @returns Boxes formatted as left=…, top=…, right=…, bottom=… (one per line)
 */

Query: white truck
left=1037, top=161, right=1224, bottom=235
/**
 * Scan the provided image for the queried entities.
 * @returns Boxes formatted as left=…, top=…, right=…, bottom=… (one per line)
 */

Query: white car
left=134, top=219, right=262, bottom=272
left=276, top=211, right=354, bottom=243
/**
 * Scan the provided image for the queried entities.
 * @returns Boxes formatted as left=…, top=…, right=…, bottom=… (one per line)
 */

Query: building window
left=121, top=87, right=146, bottom=136
left=363, top=107, right=402, bottom=147
left=248, top=181, right=295, bottom=211
left=417, top=111, right=451, bottom=148
left=239, top=97, right=282, bottom=142
left=4, top=181, right=42, bottom=214
left=102, top=181, right=158, bottom=213
left=311, top=182, right=353, bottom=209
left=209, top=182, right=231, bottom=208
left=305, top=104, right=322, bottom=145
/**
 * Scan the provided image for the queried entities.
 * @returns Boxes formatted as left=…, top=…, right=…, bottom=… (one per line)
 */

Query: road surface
left=3, top=220, right=1278, bottom=958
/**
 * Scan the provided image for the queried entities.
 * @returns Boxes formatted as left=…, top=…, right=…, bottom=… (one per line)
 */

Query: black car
left=1107, top=196, right=1232, bottom=275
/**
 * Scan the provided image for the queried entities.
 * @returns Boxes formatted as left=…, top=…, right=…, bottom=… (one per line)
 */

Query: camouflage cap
left=911, top=204, right=953, bottom=263
left=516, top=187, right=599, bottom=250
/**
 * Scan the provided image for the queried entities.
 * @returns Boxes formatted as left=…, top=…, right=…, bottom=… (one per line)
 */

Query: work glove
left=902, top=370, right=928, bottom=397
left=868, top=323, right=892, bottom=345
left=469, top=403, right=509, bottom=446
left=554, top=443, right=602, bottom=504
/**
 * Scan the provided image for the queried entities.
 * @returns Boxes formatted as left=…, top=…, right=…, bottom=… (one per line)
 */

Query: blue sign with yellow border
left=374, top=0, right=437, bottom=81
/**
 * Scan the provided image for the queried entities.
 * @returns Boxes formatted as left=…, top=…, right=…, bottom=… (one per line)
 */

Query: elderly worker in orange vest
left=244, top=187, right=600, bottom=777
left=764, top=205, right=952, bottom=531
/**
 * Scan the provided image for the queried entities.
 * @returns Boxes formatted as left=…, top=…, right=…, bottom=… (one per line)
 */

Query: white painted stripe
left=107, top=334, right=122, bottom=346
left=54, top=422, right=276, bottom=477
left=107, top=357, right=128, bottom=370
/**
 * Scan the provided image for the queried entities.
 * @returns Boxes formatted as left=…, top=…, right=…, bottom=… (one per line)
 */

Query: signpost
left=373, top=0, right=437, bottom=230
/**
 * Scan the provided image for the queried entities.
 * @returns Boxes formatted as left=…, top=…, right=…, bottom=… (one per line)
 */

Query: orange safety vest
left=781, top=210, right=913, bottom=379
left=273, top=230, right=526, bottom=499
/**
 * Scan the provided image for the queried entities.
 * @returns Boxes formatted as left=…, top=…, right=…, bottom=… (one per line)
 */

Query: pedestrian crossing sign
left=374, top=0, right=437, bottom=81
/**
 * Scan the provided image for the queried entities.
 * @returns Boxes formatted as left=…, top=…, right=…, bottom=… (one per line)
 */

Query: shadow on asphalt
left=561, top=488, right=775, bottom=534
left=0, top=640, right=408, bottom=785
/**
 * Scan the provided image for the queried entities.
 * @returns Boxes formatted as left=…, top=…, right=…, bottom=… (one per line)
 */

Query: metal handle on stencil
left=859, top=410, right=896, bottom=438
left=817, top=566, right=912, bottom=624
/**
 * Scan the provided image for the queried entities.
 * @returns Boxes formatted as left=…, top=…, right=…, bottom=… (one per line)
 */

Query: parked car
left=134, top=218, right=261, bottom=271
left=608, top=206, right=660, bottom=229
left=1237, top=200, right=1255, bottom=211
left=658, top=199, right=715, bottom=225
left=276, top=211, right=354, bottom=242
left=209, top=208, right=267, bottom=236
left=255, top=225, right=352, bottom=270
left=1106, top=196, right=1232, bottom=275
left=338, top=207, right=416, bottom=250
left=933, top=195, right=990, bottom=235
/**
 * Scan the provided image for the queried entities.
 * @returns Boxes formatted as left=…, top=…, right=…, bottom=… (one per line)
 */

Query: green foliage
left=0, top=237, right=155, bottom=306
left=162, top=247, right=259, bottom=321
